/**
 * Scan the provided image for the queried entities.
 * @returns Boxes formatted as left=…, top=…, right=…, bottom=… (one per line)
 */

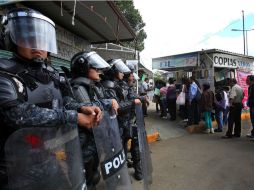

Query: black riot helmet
left=70, top=51, right=110, bottom=77
left=107, top=59, right=131, bottom=75
left=1, top=7, right=57, bottom=54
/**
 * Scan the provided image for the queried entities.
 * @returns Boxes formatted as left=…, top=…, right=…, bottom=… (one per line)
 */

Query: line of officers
left=0, top=8, right=149, bottom=190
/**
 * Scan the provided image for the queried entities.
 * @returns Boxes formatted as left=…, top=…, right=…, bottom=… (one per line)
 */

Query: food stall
left=152, top=49, right=254, bottom=107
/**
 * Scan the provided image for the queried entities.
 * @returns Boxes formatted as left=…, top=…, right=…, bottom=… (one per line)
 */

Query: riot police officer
left=70, top=51, right=119, bottom=190
left=103, top=59, right=143, bottom=180
left=125, top=64, right=153, bottom=188
left=0, top=8, right=101, bottom=189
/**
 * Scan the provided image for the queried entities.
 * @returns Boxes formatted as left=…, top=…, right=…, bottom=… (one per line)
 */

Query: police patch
left=100, top=148, right=126, bottom=179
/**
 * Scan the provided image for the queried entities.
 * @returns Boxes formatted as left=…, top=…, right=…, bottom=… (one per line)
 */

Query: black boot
left=133, top=161, right=143, bottom=181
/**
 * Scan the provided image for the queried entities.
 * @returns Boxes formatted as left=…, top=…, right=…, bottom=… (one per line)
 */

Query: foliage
left=114, top=0, right=147, bottom=52
left=153, top=71, right=166, bottom=82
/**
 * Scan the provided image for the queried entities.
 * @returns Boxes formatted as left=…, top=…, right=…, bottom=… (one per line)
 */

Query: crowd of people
left=153, top=75, right=254, bottom=138
left=0, top=8, right=151, bottom=190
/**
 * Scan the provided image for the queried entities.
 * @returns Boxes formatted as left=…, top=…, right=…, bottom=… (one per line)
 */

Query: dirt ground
left=132, top=103, right=254, bottom=190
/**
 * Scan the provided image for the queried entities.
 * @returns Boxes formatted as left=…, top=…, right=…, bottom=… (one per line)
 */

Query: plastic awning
left=12, top=1, right=136, bottom=44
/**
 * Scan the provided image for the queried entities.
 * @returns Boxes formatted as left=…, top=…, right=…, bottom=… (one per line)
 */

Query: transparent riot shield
left=135, top=104, right=153, bottom=190
left=5, top=124, right=86, bottom=190
left=93, top=111, right=132, bottom=190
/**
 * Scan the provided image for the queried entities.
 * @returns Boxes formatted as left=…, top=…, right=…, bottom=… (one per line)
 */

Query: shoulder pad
left=102, top=80, right=115, bottom=89
left=0, top=58, right=23, bottom=74
left=71, top=77, right=92, bottom=87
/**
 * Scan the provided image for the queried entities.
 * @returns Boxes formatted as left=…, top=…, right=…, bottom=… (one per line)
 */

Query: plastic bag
left=176, top=92, right=185, bottom=105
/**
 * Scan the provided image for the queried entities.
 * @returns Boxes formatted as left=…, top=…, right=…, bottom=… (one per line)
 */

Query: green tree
left=115, top=0, right=147, bottom=52
left=153, top=71, right=165, bottom=82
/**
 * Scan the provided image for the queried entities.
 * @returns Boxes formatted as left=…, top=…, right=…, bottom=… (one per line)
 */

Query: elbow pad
left=102, top=80, right=115, bottom=89
left=73, top=85, right=91, bottom=103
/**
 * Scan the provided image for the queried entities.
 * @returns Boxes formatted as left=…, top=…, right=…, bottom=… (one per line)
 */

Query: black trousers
left=155, top=95, right=161, bottom=112
left=140, top=93, right=147, bottom=115
left=187, top=100, right=200, bottom=125
left=167, top=98, right=176, bottom=120
left=122, top=127, right=141, bottom=175
left=226, top=103, right=242, bottom=137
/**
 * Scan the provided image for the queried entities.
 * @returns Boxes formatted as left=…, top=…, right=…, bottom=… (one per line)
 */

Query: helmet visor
left=114, top=59, right=131, bottom=74
left=8, top=17, right=57, bottom=54
left=87, top=52, right=110, bottom=69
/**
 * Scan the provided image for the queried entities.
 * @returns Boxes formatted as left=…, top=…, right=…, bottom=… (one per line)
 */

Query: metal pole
left=242, top=10, right=246, bottom=55
left=246, top=30, right=248, bottom=55
left=136, top=51, right=139, bottom=94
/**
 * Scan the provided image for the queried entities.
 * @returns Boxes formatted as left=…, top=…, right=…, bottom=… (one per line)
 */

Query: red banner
left=237, top=71, right=250, bottom=109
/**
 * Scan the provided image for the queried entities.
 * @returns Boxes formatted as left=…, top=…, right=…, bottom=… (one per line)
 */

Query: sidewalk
left=132, top=102, right=254, bottom=190
left=145, top=102, right=187, bottom=140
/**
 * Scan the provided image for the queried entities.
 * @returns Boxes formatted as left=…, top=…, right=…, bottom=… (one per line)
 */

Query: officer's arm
left=63, top=96, right=93, bottom=111
left=65, top=85, right=102, bottom=124
left=1, top=102, right=77, bottom=128
left=0, top=75, right=77, bottom=128
left=127, top=87, right=143, bottom=105
left=104, top=87, right=132, bottom=114
left=130, top=88, right=146, bottom=104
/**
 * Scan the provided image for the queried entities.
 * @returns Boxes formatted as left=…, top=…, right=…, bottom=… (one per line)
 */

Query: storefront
left=202, top=49, right=254, bottom=108
left=152, top=49, right=254, bottom=107
left=152, top=51, right=200, bottom=89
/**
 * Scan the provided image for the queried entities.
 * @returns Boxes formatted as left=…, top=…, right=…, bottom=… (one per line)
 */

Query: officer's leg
left=130, top=126, right=143, bottom=180
left=82, top=139, right=100, bottom=190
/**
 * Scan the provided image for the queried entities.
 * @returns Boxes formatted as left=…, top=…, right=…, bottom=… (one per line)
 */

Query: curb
left=187, top=112, right=251, bottom=134
left=127, top=132, right=160, bottom=149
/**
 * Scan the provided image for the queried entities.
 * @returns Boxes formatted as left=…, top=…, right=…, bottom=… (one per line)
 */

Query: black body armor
left=0, top=57, right=73, bottom=189
left=71, top=77, right=101, bottom=190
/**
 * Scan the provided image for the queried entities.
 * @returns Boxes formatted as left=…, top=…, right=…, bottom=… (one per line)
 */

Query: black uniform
left=0, top=56, right=88, bottom=189
left=103, top=79, right=142, bottom=178
left=71, top=77, right=113, bottom=190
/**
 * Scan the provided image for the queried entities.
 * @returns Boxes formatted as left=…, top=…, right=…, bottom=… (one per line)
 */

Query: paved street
left=132, top=102, right=254, bottom=190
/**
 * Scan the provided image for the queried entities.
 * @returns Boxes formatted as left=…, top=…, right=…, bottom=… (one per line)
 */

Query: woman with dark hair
left=179, top=77, right=189, bottom=121
left=200, top=83, right=214, bottom=133
left=154, top=80, right=163, bottom=113
left=159, top=81, right=168, bottom=118
left=166, top=78, right=177, bottom=121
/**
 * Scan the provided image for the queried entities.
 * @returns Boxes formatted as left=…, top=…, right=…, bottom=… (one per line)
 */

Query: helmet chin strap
left=31, top=57, right=47, bottom=65
left=14, top=52, right=48, bottom=67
